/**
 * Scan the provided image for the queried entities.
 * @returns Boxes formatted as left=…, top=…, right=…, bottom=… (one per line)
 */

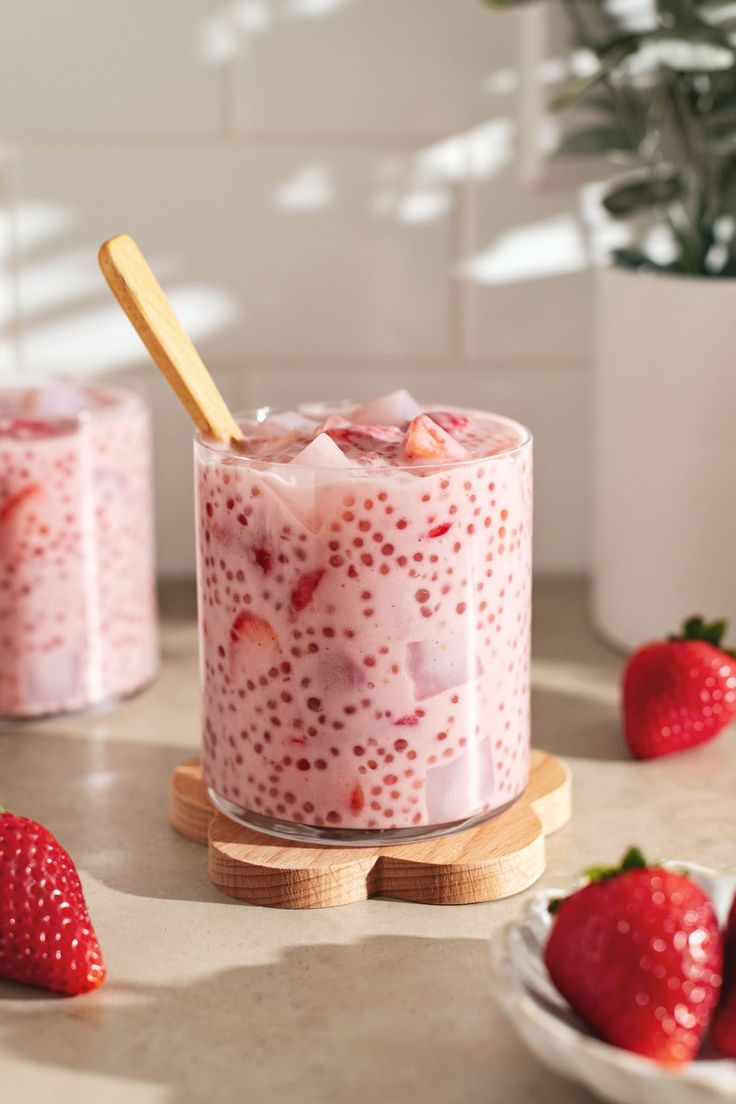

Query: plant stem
left=562, top=0, right=703, bottom=272
left=669, top=74, right=711, bottom=268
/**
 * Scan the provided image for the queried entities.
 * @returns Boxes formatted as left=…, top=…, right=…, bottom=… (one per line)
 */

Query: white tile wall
left=464, top=164, right=593, bottom=367
left=0, top=150, right=15, bottom=370
left=0, top=0, right=593, bottom=575
left=15, top=144, right=454, bottom=369
left=0, top=0, right=224, bottom=135
left=233, top=0, right=521, bottom=137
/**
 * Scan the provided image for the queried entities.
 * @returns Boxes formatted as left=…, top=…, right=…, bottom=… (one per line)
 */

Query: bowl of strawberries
left=490, top=849, right=736, bottom=1103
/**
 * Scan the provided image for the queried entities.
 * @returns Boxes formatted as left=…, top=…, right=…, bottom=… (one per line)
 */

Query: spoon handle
left=99, top=234, right=243, bottom=444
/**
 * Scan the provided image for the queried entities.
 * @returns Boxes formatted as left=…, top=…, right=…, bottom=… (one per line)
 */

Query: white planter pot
left=592, top=266, right=736, bottom=652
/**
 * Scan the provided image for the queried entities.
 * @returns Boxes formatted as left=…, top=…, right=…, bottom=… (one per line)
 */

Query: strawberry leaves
left=585, top=845, right=648, bottom=884
left=549, top=847, right=650, bottom=913
left=669, top=615, right=733, bottom=654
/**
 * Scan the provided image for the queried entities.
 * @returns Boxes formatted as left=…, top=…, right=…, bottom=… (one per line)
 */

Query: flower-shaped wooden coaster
left=170, top=750, right=571, bottom=909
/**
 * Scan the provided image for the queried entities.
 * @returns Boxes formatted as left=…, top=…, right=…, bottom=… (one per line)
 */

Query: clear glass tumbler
left=194, top=403, right=532, bottom=844
left=0, top=384, right=158, bottom=719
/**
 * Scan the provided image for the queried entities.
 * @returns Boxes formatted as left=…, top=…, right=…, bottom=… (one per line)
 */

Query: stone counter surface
left=1, top=579, right=735, bottom=1104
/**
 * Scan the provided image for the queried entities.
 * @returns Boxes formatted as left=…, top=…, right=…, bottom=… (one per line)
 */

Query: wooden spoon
left=98, top=234, right=244, bottom=445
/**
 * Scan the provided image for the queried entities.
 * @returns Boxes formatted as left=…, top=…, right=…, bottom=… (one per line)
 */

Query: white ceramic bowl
left=489, top=862, right=736, bottom=1104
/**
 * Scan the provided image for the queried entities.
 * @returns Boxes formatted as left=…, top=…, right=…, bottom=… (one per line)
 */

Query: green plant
left=483, top=0, right=736, bottom=275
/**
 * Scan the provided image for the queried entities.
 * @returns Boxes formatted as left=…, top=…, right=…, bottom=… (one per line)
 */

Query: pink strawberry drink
left=0, top=384, right=158, bottom=718
left=195, top=391, right=532, bottom=842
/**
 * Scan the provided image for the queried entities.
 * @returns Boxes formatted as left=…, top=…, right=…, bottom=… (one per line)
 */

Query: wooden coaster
left=170, top=750, right=571, bottom=909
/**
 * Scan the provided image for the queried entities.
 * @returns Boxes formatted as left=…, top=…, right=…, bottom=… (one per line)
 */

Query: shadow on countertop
left=0, top=935, right=595, bottom=1104
left=0, top=727, right=230, bottom=906
left=532, top=578, right=629, bottom=763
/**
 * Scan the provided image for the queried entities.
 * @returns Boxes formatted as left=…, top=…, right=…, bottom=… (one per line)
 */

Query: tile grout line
left=0, top=130, right=486, bottom=151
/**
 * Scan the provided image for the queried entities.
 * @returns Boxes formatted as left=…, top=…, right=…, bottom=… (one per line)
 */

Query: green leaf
left=670, top=614, right=730, bottom=647
left=621, top=847, right=648, bottom=871
left=586, top=847, right=650, bottom=884
left=639, top=35, right=735, bottom=70
left=718, top=153, right=736, bottom=208
left=698, top=1, right=736, bottom=29
left=584, top=90, right=619, bottom=114
left=710, top=129, right=736, bottom=149
left=586, top=32, right=643, bottom=63
left=550, top=71, right=608, bottom=112
left=549, top=848, right=650, bottom=915
left=710, top=84, right=736, bottom=114
left=612, top=246, right=667, bottom=270
left=602, top=173, right=684, bottom=216
left=556, top=124, right=634, bottom=156
left=683, top=616, right=706, bottom=636
left=549, top=42, right=639, bottom=111
left=705, top=108, right=736, bottom=129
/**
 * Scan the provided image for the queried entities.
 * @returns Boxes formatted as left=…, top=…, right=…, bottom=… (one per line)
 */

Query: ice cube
left=263, top=433, right=352, bottom=532
left=318, top=651, right=366, bottom=691
left=27, top=383, right=91, bottom=419
left=290, top=432, right=352, bottom=469
left=267, top=410, right=320, bottom=435
left=351, top=390, right=420, bottom=427
left=25, top=648, right=82, bottom=709
left=406, top=635, right=482, bottom=701
left=317, top=414, right=352, bottom=433
left=424, top=737, right=494, bottom=823
left=402, top=415, right=470, bottom=464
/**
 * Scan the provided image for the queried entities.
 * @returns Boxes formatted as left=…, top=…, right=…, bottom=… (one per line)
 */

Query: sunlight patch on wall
left=371, top=121, right=513, bottom=227
left=462, top=215, right=586, bottom=285
left=484, top=69, right=519, bottom=96
left=19, top=283, right=238, bottom=375
left=416, top=120, right=514, bottom=183
left=17, top=247, right=156, bottom=317
left=9, top=202, right=73, bottom=262
left=273, top=164, right=336, bottom=211
left=283, top=0, right=354, bottom=17
left=372, top=186, right=452, bottom=225
left=199, top=0, right=272, bottom=64
left=199, top=0, right=355, bottom=64
left=579, top=181, right=630, bottom=265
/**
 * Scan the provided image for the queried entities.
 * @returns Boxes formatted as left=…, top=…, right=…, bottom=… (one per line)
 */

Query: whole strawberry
left=0, top=810, right=106, bottom=995
left=710, top=894, right=736, bottom=1056
left=545, top=848, right=723, bottom=1066
left=623, top=616, right=736, bottom=759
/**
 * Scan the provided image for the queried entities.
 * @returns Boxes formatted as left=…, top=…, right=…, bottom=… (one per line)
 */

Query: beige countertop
left=2, top=578, right=735, bottom=1104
